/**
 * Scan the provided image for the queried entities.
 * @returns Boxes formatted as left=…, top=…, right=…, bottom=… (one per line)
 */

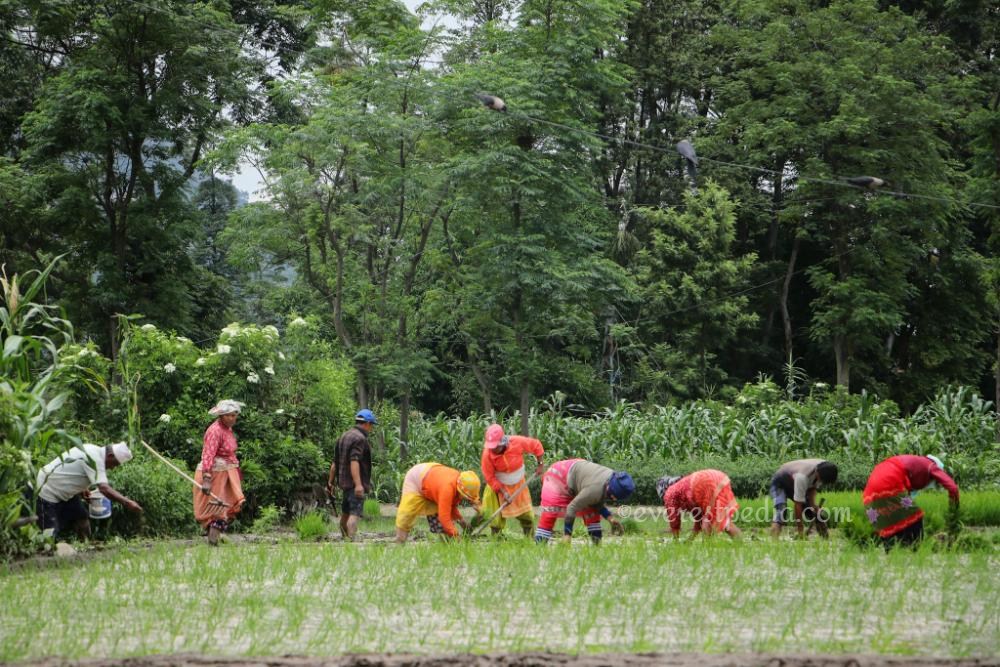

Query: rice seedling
left=1, top=536, right=997, bottom=661
left=293, top=511, right=329, bottom=541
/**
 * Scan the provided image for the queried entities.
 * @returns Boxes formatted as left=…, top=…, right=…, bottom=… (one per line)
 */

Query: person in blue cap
left=327, top=409, right=377, bottom=540
left=535, top=458, right=635, bottom=544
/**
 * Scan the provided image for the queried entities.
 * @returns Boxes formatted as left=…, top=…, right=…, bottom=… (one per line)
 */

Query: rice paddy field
left=2, top=503, right=1000, bottom=666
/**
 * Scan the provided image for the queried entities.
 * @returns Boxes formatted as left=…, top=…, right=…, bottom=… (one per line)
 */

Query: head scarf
left=607, top=471, right=636, bottom=502
left=209, top=399, right=244, bottom=416
left=656, top=475, right=682, bottom=499
left=926, top=454, right=945, bottom=471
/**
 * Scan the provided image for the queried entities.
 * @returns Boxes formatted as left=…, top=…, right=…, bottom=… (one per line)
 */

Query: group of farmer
left=32, top=398, right=960, bottom=550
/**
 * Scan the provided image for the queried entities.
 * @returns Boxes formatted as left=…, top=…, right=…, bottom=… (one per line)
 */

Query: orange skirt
left=690, top=469, right=738, bottom=532
left=193, top=464, right=245, bottom=528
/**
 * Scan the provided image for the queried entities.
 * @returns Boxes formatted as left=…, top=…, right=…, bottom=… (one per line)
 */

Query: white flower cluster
left=163, top=363, right=176, bottom=374
left=217, top=344, right=231, bottom=355
left=140, top=324, right=157, bottom=331
left=289, top=317, right=308, bottom=327
left=158, top=413, right=171, bottom=423
left=247, top=372, right=260, bottom=384
left=219, top=322, right=281, bottom=343
left=196, top=357, right=206, bottom=366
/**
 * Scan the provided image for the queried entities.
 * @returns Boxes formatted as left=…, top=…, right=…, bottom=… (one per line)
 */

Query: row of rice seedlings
left=3, top=539, right=998, bottom=659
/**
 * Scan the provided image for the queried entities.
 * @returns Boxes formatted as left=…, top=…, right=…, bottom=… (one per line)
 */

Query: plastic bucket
left=88, top=491, right=112, bottom=520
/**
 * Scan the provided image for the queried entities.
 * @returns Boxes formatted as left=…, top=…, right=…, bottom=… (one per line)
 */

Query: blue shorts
left=769, top=480, right=789, bottom=525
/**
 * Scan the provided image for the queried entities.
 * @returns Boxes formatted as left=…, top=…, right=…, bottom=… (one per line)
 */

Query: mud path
left=13, top=653, right=1000, bottom=667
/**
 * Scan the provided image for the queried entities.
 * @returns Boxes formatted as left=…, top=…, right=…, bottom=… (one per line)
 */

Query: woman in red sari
left=658, top=469, right=741, bottom=539
left=194, top=399, right=246, bottom=545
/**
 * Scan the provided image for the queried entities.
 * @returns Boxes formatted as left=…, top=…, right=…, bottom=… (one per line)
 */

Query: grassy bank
left=1, top=539, right=998, bottom=660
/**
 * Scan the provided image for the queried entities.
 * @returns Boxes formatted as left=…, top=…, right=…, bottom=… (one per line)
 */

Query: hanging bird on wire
left=676, top=140, right=698, bottom=192
left=475, top=93, right=507, bottom=113
left=846, top=176, right=885, bottom=190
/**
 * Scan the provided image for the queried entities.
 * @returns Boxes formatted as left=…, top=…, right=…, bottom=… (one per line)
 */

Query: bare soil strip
left=12, top=653, right=1000, bottom=667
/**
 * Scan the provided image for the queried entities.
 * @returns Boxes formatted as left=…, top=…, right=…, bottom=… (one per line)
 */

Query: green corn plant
left=0, top=257, right=80, bottom=557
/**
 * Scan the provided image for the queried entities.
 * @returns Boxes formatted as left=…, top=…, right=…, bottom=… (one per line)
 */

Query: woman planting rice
left=863, top=454, right=959, bottom=547
left=194, top=399, right=246, bottom=545
left=480, top=424, right=545, bottom=537
left=657, top=469, right=741, bottom=539
left=535, top=458, right=634, bottom=544
left=394, top=463, right=481, bottom=543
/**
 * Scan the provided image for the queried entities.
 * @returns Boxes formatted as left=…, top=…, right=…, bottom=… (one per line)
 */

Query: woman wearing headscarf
left=194, top=399, right=246, bottom=545
left=535, top=459, right=634, bottom=544
left=480, top=424, right=545, bottom=537
left=657, top=469, right=741, bottom=539
left=863, top=454, right=959, bottom=547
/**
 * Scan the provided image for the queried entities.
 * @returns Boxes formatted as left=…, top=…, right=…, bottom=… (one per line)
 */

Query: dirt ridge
left=10, top=653, right=1000, bottom=667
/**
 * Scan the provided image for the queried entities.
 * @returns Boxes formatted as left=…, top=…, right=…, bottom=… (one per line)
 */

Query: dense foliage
left=3, top=1, right=1000, bottom=550
left=2, top=0, right=998, bottom=419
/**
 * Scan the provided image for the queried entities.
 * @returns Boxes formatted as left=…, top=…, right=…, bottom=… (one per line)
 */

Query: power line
left=515, top=113, right=1000, bottom=212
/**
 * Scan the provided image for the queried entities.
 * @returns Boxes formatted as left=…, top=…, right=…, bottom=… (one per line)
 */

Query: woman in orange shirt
left=481, top=424, right=545, bottom=536
left=394, top=462, right=481, bottom=543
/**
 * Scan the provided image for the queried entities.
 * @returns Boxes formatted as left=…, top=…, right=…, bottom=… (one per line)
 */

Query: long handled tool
left=471, top=473, right=538, bottom=537
left=140, top=440, right=231, bottom=509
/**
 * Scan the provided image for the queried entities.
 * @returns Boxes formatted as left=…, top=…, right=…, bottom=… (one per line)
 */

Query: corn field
left=373, top=386, right=1000, bottom=501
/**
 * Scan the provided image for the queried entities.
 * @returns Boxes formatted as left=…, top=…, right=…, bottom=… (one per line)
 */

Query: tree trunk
left=834, top=333, right=850, bottom=390
left=356, top=372, right=368, bottom=409
left=519, top=379, right=530, bottom=435
left=780, top=235, right=801, bottom=359
left=468, top=347, right=493, bottom=415
left=995, top=327, right=999, bottom=442
left=398, top=391, right=409, bottom=460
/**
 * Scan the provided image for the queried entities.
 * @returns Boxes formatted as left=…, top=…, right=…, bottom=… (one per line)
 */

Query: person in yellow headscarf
left=480, top=424, right=545, bottom=536
left=394, top=463, right=480, bottom=543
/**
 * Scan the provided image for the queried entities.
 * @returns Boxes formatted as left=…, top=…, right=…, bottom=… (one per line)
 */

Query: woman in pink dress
left=194, top=399, right=246, bottom=545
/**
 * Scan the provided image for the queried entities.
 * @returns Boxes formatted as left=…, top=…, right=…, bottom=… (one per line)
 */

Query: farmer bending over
left=535, top=458, right=634, bottom=544
left=770, top=458, right=838, bottom=538
left=658, top=469, right=741, bottom=539
left=863, top=454, right=959, bottom=548
left=395, top=463, right=481, bottom=543
left=35, top=442, right=142, bottom=540
left=327, top=409, right=377, bottom=541
left=480, top=424, right=545, bottom=537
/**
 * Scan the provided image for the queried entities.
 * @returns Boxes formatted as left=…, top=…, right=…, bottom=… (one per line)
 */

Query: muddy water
left=16, top=652, right=1000, bottom=667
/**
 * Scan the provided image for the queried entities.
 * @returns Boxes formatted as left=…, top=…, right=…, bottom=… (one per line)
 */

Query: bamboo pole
left=140, top=440, right=231, bottom=508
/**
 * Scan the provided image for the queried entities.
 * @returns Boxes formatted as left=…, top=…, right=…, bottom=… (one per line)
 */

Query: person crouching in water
left=480, top=424, right=545, bottom=537
left=36, top=442, right=142, bottom=540
left=394, top=463, right=481, bottom=543
left=657, top=469, right=741, bottom=539
left=535, top=458, right=634, bottom=544
left=863, top=454, right=959, bottom=548
left=770, top=458, right=838, bottom=538
left=195, top=400, right=246, bottom=545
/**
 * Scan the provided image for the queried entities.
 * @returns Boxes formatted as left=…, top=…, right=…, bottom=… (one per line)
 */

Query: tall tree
left=3, top=0, right=312, bottom=347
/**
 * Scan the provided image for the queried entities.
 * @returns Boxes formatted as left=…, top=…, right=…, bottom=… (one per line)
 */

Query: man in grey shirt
left=535, top=458, right=635, bottom=544
left=770, top=458, right=838, bottom=538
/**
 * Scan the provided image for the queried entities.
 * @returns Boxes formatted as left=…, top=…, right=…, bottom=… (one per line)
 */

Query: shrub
left=250, top=504, right=282, bottom=534
left=294, top=511, right=329, bottom=541
left=239, top=436, right=327, bottom=514
left=106, top=455, right=197, bottom=538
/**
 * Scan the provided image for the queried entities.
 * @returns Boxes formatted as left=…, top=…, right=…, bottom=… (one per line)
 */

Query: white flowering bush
left=70, top=320, right=356, bottom=532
